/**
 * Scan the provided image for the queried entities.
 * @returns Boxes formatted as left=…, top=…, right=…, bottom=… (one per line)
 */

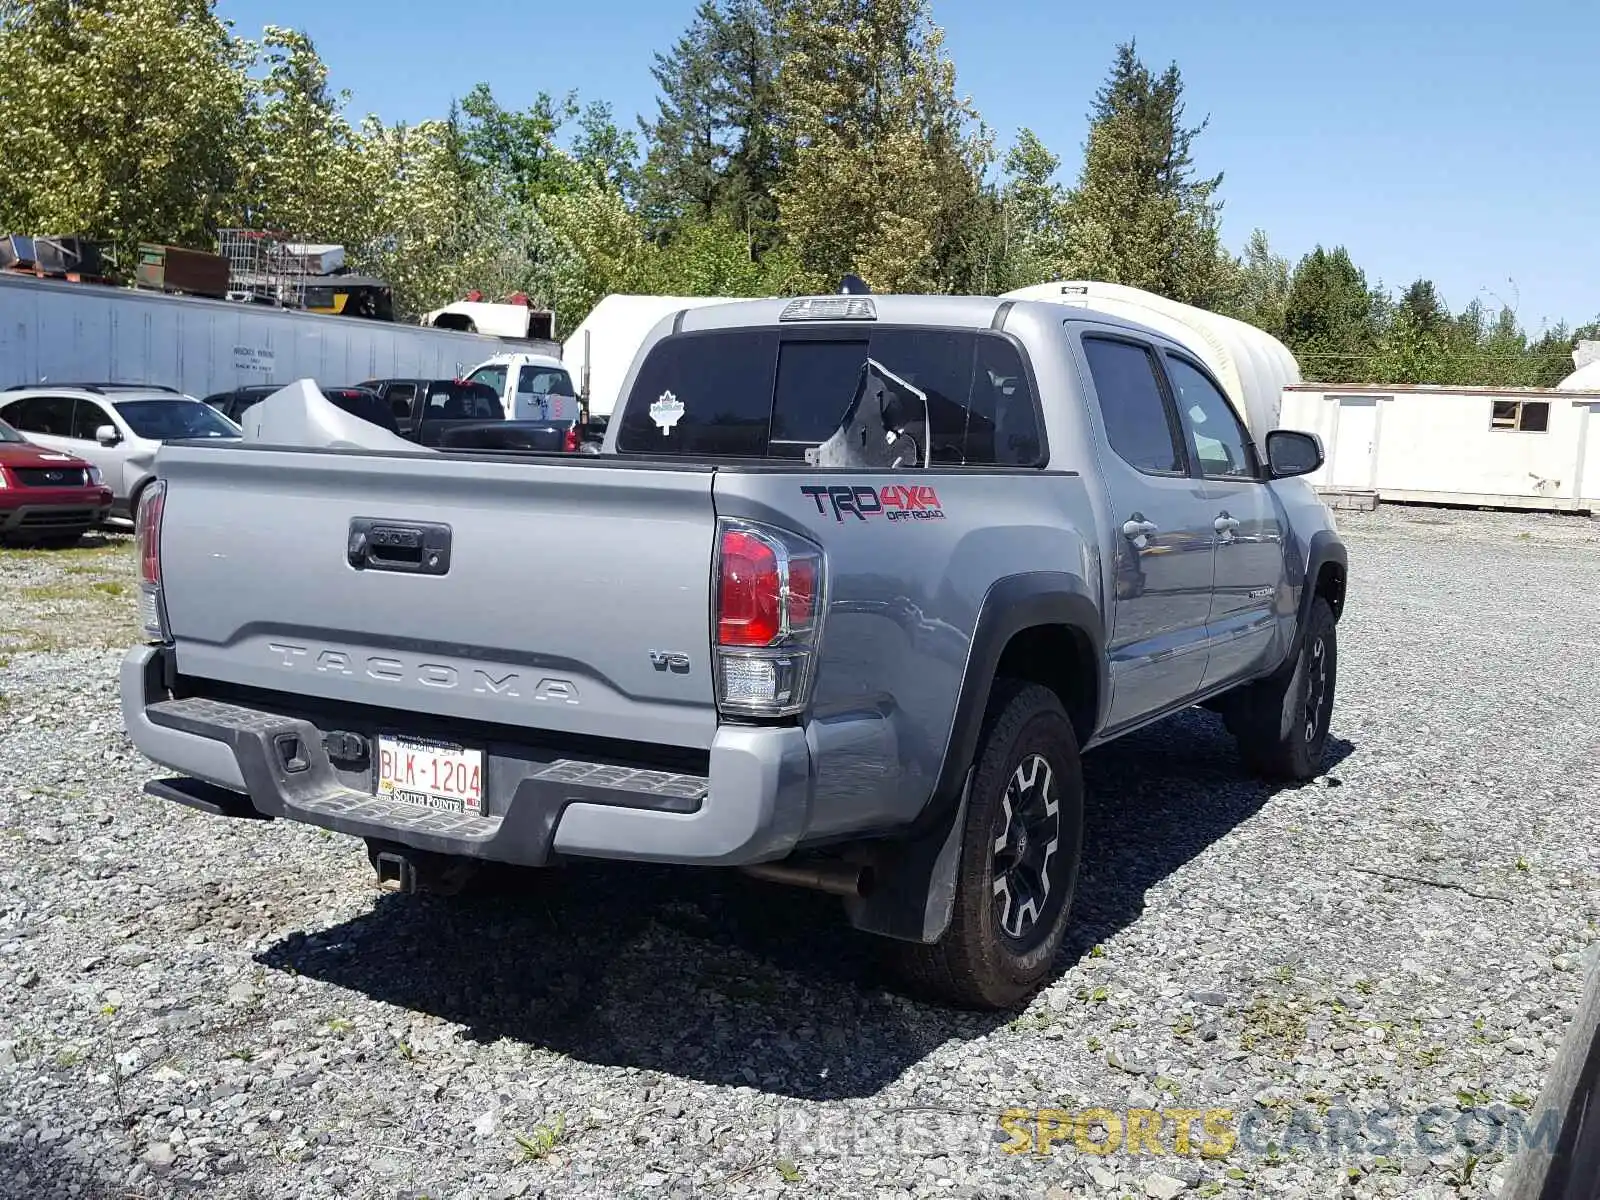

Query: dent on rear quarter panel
left=712, top=471, right=1098, bottom=840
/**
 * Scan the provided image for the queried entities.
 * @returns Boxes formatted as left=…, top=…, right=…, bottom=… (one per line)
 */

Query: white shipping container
left=0, top=273, right=559, bottom=396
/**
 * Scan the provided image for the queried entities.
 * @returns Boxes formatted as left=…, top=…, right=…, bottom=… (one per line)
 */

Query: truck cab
left=463, top=354, right=581, bottom=424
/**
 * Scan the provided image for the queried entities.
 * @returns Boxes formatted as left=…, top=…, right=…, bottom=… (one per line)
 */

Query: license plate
left=376, top=735, right=484, bottom=816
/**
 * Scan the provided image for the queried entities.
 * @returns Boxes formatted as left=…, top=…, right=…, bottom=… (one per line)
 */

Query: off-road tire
left=1227, top=596, right=1338, bottom=781
left=897, top=681, right=1085, bottom=1010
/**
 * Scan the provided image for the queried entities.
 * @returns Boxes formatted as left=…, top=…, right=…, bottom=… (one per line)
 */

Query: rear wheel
left=897, top=681, right=1085, bottom=1010
left=1227, top=597, right=1338, bottom=781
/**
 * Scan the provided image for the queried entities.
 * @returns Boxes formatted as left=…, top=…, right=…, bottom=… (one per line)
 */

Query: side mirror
left=94, top=424, right=122, bottom=446
left=1265, top=429, right=1324, bottom=479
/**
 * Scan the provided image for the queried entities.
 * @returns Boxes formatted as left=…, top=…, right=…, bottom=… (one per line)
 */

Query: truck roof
left=672, top=293, right=1171, bottom=342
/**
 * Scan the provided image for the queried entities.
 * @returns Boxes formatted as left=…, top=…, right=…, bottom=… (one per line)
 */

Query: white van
left=463, top=353, right=581, bottom=422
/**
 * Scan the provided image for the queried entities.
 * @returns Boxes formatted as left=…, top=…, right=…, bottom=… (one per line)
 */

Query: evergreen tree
left=708, top=0, right=786, bottom=246
left=772, top=0, right=987, bottom=293
left=1061, top=41, right=1233, bottom=307
left=638, top=0, right=726, bottom=231
left=638, top=0, right=784, bottom=243
left=1283, top=246, right=1380, bottom=381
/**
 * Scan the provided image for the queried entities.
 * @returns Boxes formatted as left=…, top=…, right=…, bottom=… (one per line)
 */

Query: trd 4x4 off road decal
left=800, top=484, right=946, bottom=523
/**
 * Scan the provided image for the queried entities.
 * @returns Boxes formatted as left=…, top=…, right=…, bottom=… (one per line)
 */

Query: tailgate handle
left=348, top=518, right=452, bottom=576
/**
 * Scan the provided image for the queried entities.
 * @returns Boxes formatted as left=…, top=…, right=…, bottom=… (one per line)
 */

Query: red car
left=0, top=416, right=114, bottom=546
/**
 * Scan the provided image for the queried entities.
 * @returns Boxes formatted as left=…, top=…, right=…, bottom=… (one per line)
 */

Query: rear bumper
left=120, top=646, right=813, bottom=868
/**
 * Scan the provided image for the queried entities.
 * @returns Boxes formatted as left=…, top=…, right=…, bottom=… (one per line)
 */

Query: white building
left=1280, top=383, right=1600, bottom=513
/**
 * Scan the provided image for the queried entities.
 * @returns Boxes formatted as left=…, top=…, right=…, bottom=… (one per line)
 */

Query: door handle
left=1122, top=517, right=1159, bottom=539
left=348, top=517, right=452, bottom=575
left=1213, top=513, right=1241, bottom=534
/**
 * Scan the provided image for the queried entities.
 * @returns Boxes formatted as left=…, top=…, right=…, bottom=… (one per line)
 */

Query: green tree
left=0, top=0, right=252, bottom=265
left=638, top=0, right=725, bottom=230
left=994, top=129, right=1070, bottom=290
left=571, top=100, right=641, bottom=200
left=773, top=0, right=989, bottom=293
left=243, top=26, right=374, bottom=245
left=1225, top=229, right=1289, bottom=337
left=1283, top=246, right=1380, bottom=381
left=1060, top=41, right=1233, bottom=307
left=459, top=83, right=579, bottom=205
left=639, top=0, right=785, bottom=245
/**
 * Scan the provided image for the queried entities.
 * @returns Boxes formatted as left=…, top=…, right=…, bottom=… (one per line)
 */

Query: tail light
left=713, top=520, right=825, bottom=717
left=563, top=424, right=579, bottom=453
left=134, top=480, right=170, bottom=643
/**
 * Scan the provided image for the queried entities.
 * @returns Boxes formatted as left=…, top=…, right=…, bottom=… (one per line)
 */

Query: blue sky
left=218, top=0, right=1598, bottom=332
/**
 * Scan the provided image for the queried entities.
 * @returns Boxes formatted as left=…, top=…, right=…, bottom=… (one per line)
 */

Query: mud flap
left=842, top=768, right=972, bottom=944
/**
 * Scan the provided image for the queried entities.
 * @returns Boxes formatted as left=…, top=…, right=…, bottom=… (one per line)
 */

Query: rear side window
left=616, top=328, right=1042, bottom=465
left=466, top=365, right=507, bottom=397
left=1082, top=337, right=1185, bottom=476
left=2, top=395, right=76, bottom=437
left=384, top=383, right=416, bottom=421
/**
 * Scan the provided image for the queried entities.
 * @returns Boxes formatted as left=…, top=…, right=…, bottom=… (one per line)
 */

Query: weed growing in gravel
left=1240, top=997, right=1308, bottom=1057
left=776, top=1158, right=804, bottom=1183
left=1007, top=1009, right=1054, bottom=1033
left=513, top=1114, right=566, bottom=1162
left=53, top=1046, right=84, bottom=1069
left=324, top=1016, right=354, bottom=1036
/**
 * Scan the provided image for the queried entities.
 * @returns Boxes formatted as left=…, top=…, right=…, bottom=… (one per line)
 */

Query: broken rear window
left=615, top=327, right=1042, bottom=466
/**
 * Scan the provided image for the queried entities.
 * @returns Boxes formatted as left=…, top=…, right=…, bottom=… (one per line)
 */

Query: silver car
left=0, top=383, right=240, bottom=522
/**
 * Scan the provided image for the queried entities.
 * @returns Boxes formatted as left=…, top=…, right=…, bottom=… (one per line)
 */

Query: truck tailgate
left=155, top=446, right=719, bottom=749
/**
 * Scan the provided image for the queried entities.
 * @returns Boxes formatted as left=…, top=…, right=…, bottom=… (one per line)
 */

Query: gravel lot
left=1, top=505, right=1598, bottom=1200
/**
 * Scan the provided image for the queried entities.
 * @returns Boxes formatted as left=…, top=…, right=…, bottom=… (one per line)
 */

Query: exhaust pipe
left=740, top=860, right=871, bottom=898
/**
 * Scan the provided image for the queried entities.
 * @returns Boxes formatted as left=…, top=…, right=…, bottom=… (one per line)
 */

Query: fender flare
left=1289, top=530, right=1348, bottom=661
left=843, top=572, right=1105, bottom=944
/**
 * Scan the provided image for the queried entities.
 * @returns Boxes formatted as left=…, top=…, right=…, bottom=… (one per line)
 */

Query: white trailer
left=561, top=294, right=740, bottom=418
left=1000, top=280, right=1302, bottom=441
left=0, top=273, right=560, bottom=396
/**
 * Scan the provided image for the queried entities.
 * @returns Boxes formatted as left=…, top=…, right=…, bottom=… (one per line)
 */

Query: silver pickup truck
left=120, top=294, right=1347, bottom=1009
